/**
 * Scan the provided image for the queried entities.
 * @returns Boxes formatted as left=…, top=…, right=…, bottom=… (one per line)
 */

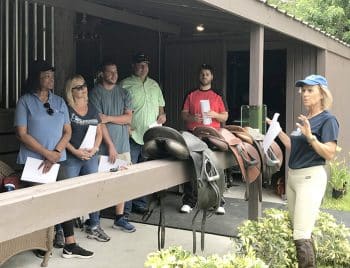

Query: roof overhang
left=31, top=0, right=350, bottom=59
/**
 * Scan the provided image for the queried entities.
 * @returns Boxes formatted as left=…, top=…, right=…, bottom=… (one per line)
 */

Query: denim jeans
left=59, top=154, right=100, bottom=228
left=124, top=138, right=147, bottom=214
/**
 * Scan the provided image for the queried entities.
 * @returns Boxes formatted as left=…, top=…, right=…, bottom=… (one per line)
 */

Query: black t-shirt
left=68, top=103, right=101, bottom=149
left=289, top=110, right=339, bottom=169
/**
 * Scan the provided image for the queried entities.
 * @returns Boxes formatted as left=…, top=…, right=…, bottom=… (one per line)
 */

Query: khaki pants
left=287, top=165, right=327, bottom=240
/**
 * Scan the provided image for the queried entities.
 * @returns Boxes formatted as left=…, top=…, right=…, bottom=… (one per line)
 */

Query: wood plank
left=0, top=109, right=15, bottom=133
left=0, top=152, right=237, bottom=243
left=0, top=134, right=19, bottom=153
left=30, top=0, right=180, bottom=34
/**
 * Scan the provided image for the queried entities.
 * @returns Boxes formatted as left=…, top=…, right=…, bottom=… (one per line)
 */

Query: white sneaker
left=215, top=206, right=225, bottom=215
left=180, top=204, right=192, bottom=213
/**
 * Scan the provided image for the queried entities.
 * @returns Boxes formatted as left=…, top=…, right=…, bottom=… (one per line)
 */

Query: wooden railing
left=0, top=152, right=262, bottom=243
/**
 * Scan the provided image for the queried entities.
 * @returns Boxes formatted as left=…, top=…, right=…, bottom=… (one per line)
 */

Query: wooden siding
left=0, top=109, right=19, bottom=169
left=326, top=52, right=350, bottom=157
left=285, top=44, right=317, bottom=134
left=164, top=40, right=224, bottom=130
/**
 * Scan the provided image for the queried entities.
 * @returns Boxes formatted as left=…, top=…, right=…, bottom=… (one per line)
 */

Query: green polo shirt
left=121, top=75, right=165, bottom=145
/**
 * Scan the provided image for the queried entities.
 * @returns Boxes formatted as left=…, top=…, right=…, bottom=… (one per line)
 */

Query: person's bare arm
left=99, top=109, right=132, bottom=125
left=297, top=114, right=337, bottom=160
left=182, top=110, right=202, bottom=123
left=206, top=110, right=228, bottom=123
left=100, top=123, right=118, bottom=163
left=16, top=123, right=71, bottom=173
left=16, top=124, right=71, bottom=163
left=157, top=106, right=166, bottom=124
left=266, top=117, right=291, bottom=151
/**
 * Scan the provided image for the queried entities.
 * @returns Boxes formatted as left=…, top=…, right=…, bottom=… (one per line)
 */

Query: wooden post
left=248, top=24, right=264, bottom=220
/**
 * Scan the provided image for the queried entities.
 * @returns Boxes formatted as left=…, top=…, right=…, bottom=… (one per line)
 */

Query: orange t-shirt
left=182, top=89, right=227, bottom=131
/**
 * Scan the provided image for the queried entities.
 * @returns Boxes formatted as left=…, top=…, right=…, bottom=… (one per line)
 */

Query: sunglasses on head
left=43, top=102, right=54, bottom=115
left=72, top=83, right=87, bottom=91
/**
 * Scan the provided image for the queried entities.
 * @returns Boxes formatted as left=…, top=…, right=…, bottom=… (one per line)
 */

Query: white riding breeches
left=286, top=165, right=327, bottom=240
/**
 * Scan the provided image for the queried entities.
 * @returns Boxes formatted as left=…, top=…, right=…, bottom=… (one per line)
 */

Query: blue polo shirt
left=289, top=111, right=339, bottom=169
left=14, top=91, right=70, bottom=164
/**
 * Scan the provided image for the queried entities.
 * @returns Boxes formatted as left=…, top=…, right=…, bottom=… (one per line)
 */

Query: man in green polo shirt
left=121, top=52, right=166, bottom=215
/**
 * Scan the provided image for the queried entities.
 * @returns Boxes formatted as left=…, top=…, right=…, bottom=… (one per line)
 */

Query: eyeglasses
left=72, top=83, right=87, bottom=91
left=43, top=102, right=54, bottom=115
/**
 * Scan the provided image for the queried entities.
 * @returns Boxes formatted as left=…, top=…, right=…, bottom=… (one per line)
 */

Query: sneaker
left=62, top=244, right=94, bottom=259
left=33, top=250, right=52, bottom=259
left=53, top=229, right=65, bottom=248
left=113, top=217, right=136, bottom=233
left=86, top=226, right=111, bottom=242
left=180, top=204, right=192, bottom=213
left=215, top=206, right=226, bottom=215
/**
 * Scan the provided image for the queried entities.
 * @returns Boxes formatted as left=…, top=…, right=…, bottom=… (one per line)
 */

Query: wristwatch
left=307, top=135, right=317, bottom=143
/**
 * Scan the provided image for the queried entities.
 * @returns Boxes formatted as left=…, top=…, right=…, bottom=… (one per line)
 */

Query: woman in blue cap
left=268, top=74, right=339, bottom=267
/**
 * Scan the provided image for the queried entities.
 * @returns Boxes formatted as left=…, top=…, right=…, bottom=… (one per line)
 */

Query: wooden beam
left=197, top=0, right=350, bottom=59
left=29, top=0, right=180, bottom=34
left=0, top=152, right=238, bottom=243
left=0, top=159, right=191, bottom=242
left=248, top=24, right=264, bottom=220
left=249, top=24, right=264, bottom=106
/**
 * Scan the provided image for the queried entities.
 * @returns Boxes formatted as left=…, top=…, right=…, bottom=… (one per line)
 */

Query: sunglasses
left=43, top=102, right=54, bottom=116
left=72, top=83, right=87, bottom=91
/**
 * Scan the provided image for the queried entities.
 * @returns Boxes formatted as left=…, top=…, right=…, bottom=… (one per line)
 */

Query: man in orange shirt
left=181, top=64, right=228, bottom=214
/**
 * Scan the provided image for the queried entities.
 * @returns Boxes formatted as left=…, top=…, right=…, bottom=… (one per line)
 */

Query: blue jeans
left=124, top=138, right=147, bottom=214
left=58, top=154, right=100, bottom=228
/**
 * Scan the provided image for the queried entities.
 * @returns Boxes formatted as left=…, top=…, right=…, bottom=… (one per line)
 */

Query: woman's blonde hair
left=319, top=85, right=333, bottom=110
left=65, top=74, right=87, bottom=107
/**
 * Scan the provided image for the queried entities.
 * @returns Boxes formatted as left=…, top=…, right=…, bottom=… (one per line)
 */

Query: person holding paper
left=14, top=60, right=93, bottom=259
left=268, top=75, right=339, bottom=267
left=121, top=52, right=166, bottom=216
left=90, top=60, right=136, bottom=233
left=180, top=64, right=228, bottom=215
left=61, top=74, right=110, bottom=243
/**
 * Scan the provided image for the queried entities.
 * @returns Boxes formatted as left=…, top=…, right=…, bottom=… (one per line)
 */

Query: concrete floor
left=2, top=185, right=283, bottom=268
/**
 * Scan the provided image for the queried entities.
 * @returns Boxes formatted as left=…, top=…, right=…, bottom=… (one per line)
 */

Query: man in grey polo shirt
left=89, top=61, right=135, bottom=233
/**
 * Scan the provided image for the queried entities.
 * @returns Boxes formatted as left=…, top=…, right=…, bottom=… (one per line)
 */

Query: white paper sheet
left=98, top=155, right=129, bottom=172
left=21, top=157, right=60, bottom=184
left=200, top=99, right=212, bottom=125
left=79, top=125, right=97, bottom=149
left=263, top=113, right=281, bottom=153
left=149, top=121, right=162, bottom=128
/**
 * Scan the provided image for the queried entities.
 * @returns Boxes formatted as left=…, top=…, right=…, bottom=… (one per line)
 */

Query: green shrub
left=144, top=246, right=268, bottom=268
left=144, top=209, right=350, bottom=267
left=235, top=208, right=350, bottom=267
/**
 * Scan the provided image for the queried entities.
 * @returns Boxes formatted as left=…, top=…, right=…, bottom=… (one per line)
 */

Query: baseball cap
left=295, top=74, right=328, bottom=88
left=31, top=59, right=55, bottom=73
left=132, top=52, right=150, bottom=64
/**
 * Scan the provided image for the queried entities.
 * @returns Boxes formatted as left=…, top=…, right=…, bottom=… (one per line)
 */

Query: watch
left=307, top=135, right=317, bottom=143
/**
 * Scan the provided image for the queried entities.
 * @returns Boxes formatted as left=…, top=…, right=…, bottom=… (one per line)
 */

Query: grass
left=321, top=182, right=350, bottom=211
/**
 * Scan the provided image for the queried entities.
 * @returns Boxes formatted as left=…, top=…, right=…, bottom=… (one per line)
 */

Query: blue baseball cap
left=295, top=74, right=328, bottom=88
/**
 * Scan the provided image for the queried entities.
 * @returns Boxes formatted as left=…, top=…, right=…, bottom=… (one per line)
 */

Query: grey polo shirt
left=89, top=84, right=132, bottom=154
left=14, top=91, right=70, bottom=164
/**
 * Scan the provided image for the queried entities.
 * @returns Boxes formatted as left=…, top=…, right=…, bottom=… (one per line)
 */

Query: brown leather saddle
left=241, top=126, right=283, bottom=183
left=142, top=126, right=225, bottom=253
left=193, top=126, right=261, bottom=200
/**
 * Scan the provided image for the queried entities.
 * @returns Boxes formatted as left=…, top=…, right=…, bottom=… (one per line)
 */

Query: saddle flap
left=181, top=131, right=208, bottom=152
